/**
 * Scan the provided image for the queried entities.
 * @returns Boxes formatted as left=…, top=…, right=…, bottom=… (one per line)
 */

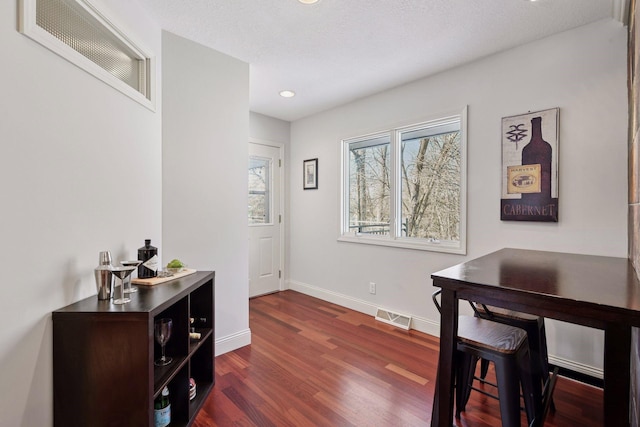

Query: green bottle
left=154, top=386, right=171, bottom=427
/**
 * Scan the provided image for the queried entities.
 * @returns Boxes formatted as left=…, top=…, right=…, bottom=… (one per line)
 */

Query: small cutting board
left=132, top=268, right=197, bottom=286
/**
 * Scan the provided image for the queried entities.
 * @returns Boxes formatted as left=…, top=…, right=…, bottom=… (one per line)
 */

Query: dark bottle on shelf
left=138, top=239, right=158, bottom=279
left=190, top=317, right=207, bottom=327
left=154, top=386, right=171, bottom=427
left=521, top=116, right=552, bottom=204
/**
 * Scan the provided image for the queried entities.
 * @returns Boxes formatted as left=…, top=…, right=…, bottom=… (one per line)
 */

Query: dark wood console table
left=53, top=270, right=215, bottom=427
left=430, top=249, right=640, bottom=427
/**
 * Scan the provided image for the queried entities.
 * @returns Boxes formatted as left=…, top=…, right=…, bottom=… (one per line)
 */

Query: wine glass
left=154, top=318, right=173, bottom=366
left=120, top=260, right=142, bottom=293
left=111, top=266, right=136, bottom=304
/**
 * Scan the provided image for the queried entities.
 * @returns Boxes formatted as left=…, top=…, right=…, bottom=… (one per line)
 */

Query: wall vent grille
left=375, top=308, right=412, bottom=330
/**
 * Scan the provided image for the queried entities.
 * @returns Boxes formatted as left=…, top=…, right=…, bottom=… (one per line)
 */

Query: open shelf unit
left=53, top=271, right=215, bottom=427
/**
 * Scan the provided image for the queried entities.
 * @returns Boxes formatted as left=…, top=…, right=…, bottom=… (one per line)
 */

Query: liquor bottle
left=154, top=386, right=171, bottom=427
left=521, top=116, right=552, bottom=204
left=138, top=239, right=158, bottom=279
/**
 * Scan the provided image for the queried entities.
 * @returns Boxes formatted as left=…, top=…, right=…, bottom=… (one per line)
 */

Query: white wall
left=250, top=112, right=290, bottom=144
left=0, top=1, right=162, bottom=425
left=288, top=19, right=628, bottom=375
left=162, top=31, right=251, bottom=355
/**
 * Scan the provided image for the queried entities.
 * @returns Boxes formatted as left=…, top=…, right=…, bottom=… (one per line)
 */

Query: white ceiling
left=136, top=0, right=624, bottom=122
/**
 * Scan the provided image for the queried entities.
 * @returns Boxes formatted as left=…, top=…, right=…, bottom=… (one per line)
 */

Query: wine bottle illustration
left=521, top=116, right=552, bottom=205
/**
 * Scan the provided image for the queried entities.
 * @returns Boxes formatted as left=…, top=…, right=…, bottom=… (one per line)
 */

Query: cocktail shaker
left=95, top=251, right=113, bottom=300
left=98, top=251, right=112, bottom=266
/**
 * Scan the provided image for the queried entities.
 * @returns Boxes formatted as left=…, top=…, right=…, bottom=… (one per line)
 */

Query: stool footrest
left=468, top=385, right=499, bottom=402
left=472, top=376, right=498, bottom=389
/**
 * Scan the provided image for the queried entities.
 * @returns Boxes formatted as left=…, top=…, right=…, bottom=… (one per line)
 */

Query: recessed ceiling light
left=299, top=0, right=319, bottom=4
left=280, top=90, right=296, bottom=98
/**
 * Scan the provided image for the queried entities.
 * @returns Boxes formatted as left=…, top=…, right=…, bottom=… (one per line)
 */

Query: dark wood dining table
left=430, top=248, right=640, bottom=427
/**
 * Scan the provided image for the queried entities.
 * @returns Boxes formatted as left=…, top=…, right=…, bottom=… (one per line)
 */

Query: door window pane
left=248, top=156, right=271, bottom=224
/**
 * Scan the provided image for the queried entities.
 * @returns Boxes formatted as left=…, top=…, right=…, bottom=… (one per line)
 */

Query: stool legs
left=455, top=352, right=477, bottom=417
left=494, top=356, right=522, bottom=427
left=480, top=358, right=490, bottom=378
left=455, top=341, right=543, bottom=427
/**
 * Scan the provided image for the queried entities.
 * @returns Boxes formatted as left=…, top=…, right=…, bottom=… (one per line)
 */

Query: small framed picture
left=303, top=158, right=318, bottom=190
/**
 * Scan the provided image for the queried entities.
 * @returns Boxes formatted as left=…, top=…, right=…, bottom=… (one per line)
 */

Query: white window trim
left=338, top=106, right=467, bottom=254
left=18, top=0, right=156, bottom=111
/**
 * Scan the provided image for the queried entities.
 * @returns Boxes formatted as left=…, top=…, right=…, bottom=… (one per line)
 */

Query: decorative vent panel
left=19, top=0, right=155, bottom=109
left=36, top=0, right=144, bottom=92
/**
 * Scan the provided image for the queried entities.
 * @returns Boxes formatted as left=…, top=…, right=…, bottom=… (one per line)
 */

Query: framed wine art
left=501, top=108, right=559, bottom=222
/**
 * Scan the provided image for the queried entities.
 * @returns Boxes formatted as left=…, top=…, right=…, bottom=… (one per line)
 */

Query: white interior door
left=248, top=142, right=282, bottom=297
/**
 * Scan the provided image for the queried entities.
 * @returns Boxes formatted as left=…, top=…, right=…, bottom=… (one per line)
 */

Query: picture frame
left=303, top=158, right=318, bottom=190
left=500, top=107, right=559, bottom=222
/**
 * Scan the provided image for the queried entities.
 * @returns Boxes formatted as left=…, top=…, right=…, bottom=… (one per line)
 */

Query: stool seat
left=458, top=316, right=528, bottom=354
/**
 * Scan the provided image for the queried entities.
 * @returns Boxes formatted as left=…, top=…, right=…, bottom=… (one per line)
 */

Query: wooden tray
left=132, top=269, right=197, bottom=286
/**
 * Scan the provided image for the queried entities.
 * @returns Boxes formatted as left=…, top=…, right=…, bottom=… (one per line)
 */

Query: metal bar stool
left=473, top=304, right=558, bottom=415
left=433, top=290, right=542, bottom=427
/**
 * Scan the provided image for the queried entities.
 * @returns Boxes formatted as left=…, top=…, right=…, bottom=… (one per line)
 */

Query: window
left=347, top=134, right=391, bottom=235
left=19, top=0, right=156, bottom=110
left=340, top=108, right=467, bottom=254
left=248, top=156, right=271, bottom=224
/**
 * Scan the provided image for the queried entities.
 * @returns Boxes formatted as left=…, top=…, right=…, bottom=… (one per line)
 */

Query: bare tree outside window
left=401, top=131, right=461, bottom=241
left=348, top=137, right=391, bottom=235
left=248, top=157, right=270, bottom=224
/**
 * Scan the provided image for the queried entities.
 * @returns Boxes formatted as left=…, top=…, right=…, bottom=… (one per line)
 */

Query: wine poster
left=501, top=108, right=559, bottom=222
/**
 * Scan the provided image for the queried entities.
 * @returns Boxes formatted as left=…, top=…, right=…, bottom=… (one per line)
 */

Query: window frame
left=19, top=0, right=156, bottom=111
left=339, top=107, right=467, bottom=254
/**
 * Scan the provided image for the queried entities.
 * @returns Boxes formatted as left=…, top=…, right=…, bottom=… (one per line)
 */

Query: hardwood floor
left=194, top=290, right=603, bottom=426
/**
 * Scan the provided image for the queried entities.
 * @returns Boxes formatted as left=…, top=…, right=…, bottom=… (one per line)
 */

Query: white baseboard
left=288, top=279, right=378, bottom=316
left=287, top=279, right=603, bottom=380
left=215, top=328, right=251, bottom=356
left=288, top=279, right=440, bottom=336
left=547, top=354, right=604, bottom=380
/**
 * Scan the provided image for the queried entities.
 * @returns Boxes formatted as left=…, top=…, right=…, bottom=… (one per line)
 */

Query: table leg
left=604, top=323, right=631, bottom=427
left=431, top=287, right=458, bottom=427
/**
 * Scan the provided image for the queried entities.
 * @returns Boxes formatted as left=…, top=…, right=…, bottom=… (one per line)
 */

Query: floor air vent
left=375, top=308, right=412, bottom=330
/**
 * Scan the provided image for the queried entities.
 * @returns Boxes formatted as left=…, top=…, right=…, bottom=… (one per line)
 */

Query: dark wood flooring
left=194, top=290, right=603, bottom=426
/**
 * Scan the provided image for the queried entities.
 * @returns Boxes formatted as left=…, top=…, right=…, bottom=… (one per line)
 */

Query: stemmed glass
left=111, top=266, right=136, bottom=305
left=154, top=318, right=173, bottom=366
left=120, top=260, right=142, bottom=293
